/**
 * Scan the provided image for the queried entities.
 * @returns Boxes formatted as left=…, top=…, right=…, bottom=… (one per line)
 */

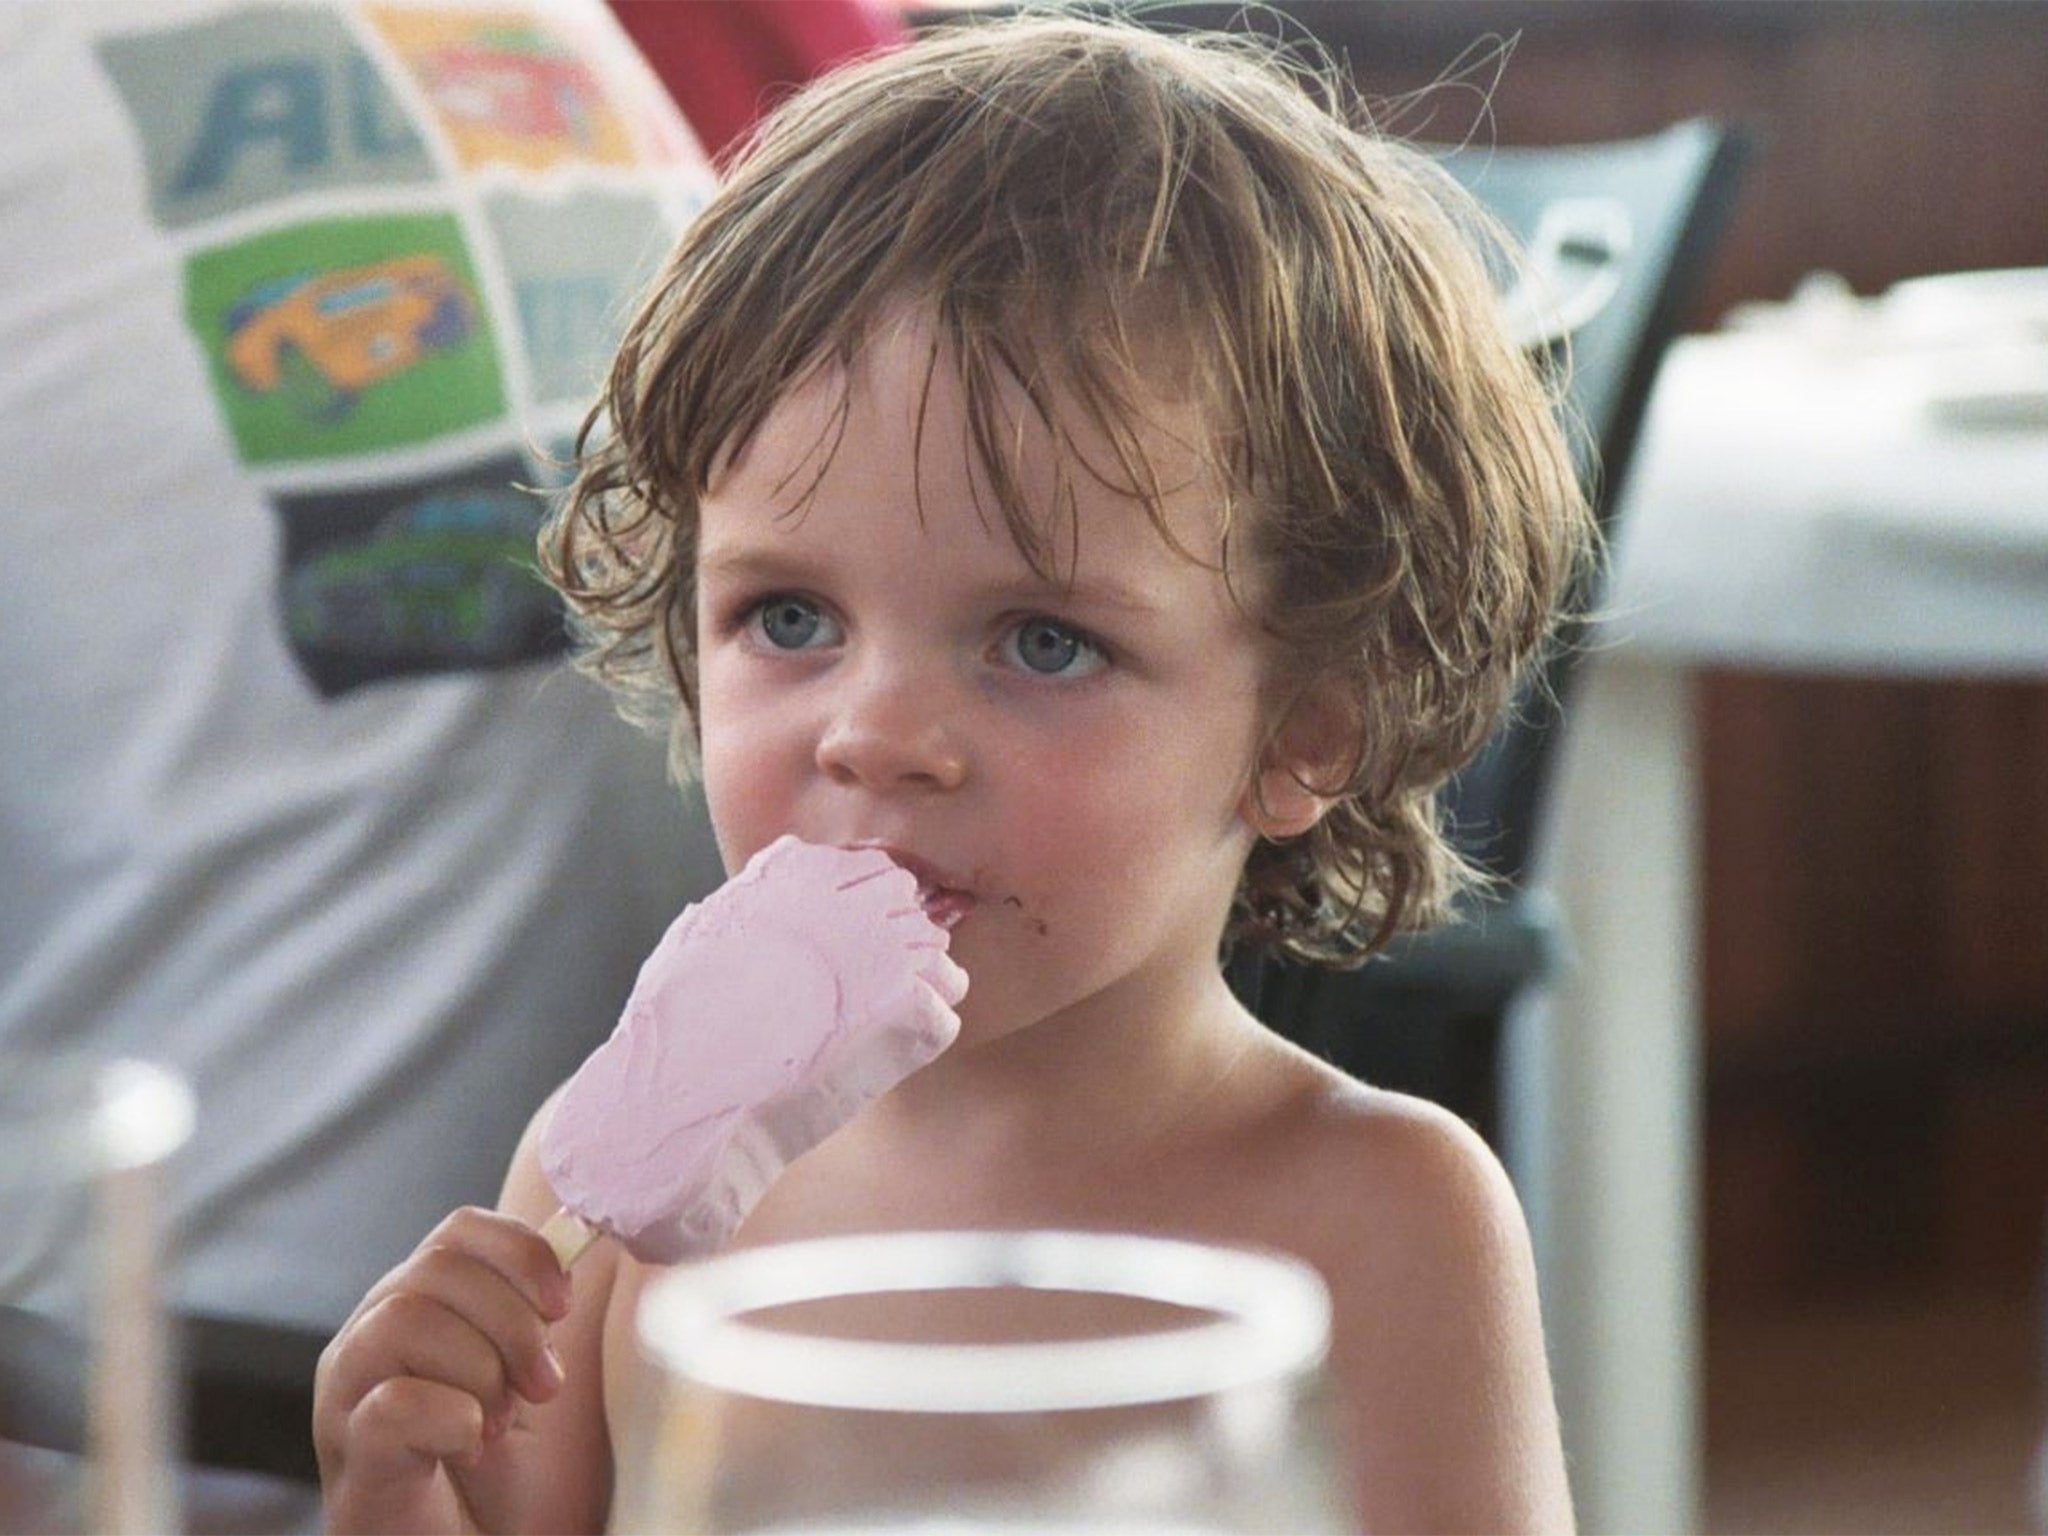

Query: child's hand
left=313, top=1208, right=574, bottom=1535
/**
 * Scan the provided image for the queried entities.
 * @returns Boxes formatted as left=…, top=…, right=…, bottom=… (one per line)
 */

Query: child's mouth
left=914, top=883, right=977, bottom=930
left=859, top=844, right=978, bottom=930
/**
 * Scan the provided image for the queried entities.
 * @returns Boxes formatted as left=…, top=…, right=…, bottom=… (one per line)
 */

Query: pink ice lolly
left=537, top=835, right=967, bottom=1265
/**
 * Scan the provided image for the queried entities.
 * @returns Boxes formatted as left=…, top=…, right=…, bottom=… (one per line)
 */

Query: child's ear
left=1240, top=684, right=1359, bottom=840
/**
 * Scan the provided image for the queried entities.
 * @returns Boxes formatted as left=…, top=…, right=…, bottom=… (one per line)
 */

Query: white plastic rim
left=636, top=1229, right=1331, bottom=1415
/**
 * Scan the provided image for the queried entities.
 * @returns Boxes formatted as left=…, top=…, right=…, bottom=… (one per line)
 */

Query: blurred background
left=1185, top=4, right=2048, bottom=1531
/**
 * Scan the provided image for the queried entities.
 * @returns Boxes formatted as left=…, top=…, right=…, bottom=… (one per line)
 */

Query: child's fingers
left=315, top=1209, right=572, bottom=1473
left=321, top=1375, right=515, bottom=1536
left=342, top=1373, right=493, bottom=1475
left=406, top=1206, right=575, bottom=1323
left=323, top=1287, right=530, bottom=1429
left=329, top=1267, right=565, bottom=1423
left=396, top=1234, right=566, bottom=1396
left=341, top=1210, right=567, bottom=1387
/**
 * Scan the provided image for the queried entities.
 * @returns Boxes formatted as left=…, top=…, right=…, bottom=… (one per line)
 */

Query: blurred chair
left=0, top=1305, right=325, bottom=1491
left=181, top=1312, right=327, bottom=1484
left=1227, top=120, right=1749, bottom=1150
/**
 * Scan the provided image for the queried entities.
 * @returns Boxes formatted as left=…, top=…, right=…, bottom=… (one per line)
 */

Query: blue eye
left=753, top=596, right=835, bottom=650
left=1006, top=616, right=1105, bottom=677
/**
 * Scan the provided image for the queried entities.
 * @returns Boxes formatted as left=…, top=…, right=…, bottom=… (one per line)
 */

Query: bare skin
left=315, top=995, right=1569, bottom=1533
left=313, top=312, right=1573, bottom=1534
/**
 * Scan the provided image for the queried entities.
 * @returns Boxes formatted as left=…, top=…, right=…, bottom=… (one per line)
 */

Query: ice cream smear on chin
left=539, top=835, right=969, bottom=1265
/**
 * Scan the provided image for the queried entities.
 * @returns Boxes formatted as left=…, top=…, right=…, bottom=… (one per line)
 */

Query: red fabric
left=610, top=0, right=910, bottom=160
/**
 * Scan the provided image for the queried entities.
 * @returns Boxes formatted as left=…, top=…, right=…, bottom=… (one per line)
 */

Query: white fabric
left=1603, top=274, right=2048, bottom=677
left=0, top=0, right=724, bottom=1334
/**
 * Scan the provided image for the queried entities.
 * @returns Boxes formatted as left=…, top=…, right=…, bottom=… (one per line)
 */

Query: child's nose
left=814, top=668, right=968, bottom=793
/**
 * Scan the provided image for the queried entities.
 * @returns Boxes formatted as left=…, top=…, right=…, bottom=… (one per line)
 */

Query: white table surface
left=1606, top=283, right=2048, bottom=674
left=1508, top=271, right=2048, bottom=1535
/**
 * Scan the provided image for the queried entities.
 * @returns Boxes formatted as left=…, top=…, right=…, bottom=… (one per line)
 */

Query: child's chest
left=722, top=1106, right=1319, bottom=1262
left=597, top=1096, right=1360, bottom=1476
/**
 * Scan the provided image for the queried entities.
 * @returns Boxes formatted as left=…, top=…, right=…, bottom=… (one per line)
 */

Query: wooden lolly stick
left=539, top=1207, right=602, bottom=1269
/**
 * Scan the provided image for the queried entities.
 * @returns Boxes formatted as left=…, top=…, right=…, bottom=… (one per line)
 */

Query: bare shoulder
left=1275, top=1061, right=1529, bottom=1275
left=1232, top=1044, right=1575, bottom=1533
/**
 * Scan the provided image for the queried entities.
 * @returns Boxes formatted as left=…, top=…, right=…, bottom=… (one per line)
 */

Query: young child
left=313, top=14, right=1591, bottom=1533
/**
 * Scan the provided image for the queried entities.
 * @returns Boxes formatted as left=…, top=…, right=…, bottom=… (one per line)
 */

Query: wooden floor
left=1703, top=1286, right=2045, bottom=1535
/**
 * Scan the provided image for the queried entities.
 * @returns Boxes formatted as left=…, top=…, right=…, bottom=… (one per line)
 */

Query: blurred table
left=1507, top=272, right=2048, bottom=1535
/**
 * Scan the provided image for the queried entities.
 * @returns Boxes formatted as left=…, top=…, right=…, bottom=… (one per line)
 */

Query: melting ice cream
left=539, top=835, right=967, bottom=1263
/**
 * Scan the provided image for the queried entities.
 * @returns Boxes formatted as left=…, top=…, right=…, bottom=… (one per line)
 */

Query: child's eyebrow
left=696, top=547, right=819, bottom=587
left=699, top=547, right=1164, bottom=618
left=984, top=575, right=1165, bottom=617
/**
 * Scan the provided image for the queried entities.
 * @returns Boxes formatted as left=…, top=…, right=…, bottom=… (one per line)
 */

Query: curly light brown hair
left=540, top=12, right=1592, bottom=968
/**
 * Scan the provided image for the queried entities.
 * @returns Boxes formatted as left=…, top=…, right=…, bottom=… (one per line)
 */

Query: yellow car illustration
left=225, top=254, right=473, bottom=417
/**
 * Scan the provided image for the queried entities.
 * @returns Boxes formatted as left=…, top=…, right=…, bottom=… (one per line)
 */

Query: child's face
left=692, top=309, right=1277, bottom=1046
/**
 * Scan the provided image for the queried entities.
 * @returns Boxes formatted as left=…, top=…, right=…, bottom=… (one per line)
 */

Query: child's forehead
left=715, top=304, right=1229, bottom=533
